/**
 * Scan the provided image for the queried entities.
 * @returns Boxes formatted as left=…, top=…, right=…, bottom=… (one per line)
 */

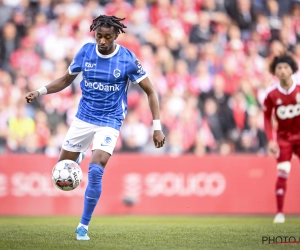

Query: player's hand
left=268, top=140, right=279, bottom=155
left=153, top=130, right=165, bottom=148
left=25, top=91, right=39, bottom=103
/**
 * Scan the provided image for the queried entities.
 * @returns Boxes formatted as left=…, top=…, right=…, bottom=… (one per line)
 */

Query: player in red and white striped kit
left=263, top=53, right=299, bottom=223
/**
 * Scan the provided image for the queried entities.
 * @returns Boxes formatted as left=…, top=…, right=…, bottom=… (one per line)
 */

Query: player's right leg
left=273, top=139, right=293, bottom=223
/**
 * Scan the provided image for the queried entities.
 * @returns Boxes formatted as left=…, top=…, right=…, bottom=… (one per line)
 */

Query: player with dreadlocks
left=25, top=15, right=165, bottom=240
left=90, top=15, right=127, bottom=34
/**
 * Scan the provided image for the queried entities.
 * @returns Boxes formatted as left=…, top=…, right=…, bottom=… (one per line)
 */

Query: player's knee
left=90, top=150, right=110, bottom=168
left=277, top=161, right=291, bottom=176
left=92, top=158, right=108, bottom=168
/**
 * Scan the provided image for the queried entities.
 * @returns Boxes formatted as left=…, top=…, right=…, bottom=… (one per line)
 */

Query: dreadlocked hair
left=90, top=15, right=127, bottom=34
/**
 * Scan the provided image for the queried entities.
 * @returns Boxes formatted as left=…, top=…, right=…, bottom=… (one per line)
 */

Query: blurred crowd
left=1, top=0, right=300, bottom=156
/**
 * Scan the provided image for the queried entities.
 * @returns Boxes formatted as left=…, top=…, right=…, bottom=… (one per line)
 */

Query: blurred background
left=0, top=0, right=300, bottom=157
left=1, top=0, right=300, bottom=157
left=2, top=0, right=300, bottom=216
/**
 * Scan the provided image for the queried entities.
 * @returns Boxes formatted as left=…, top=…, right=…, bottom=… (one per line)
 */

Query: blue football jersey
left=69, top=43, right=147, bottom=130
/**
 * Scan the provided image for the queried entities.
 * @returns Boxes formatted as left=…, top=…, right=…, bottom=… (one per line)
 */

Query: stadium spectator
left=126, top=0, right=150, bottom=42
left=189, top=11, right=215, bottom=45
left=0, top=22, right=20, bottom=71
left=190, top=62, right=213, bottom=94
left=200, top=74, right=237, bottom=141
left=202, top=98, right=224, bottom=143
left=175, top=0, right=198, bottom=34
left=237, top=108, right=267, bottom=153
left=10, top=36, right=41, bottom=78
left=121, top=110, right=150, bottom=152
left=0, top=0, right=13, bottom=29
left=265, top=0, right=282, bottom=41
left=226, top=0, right=256, bottom=39
left=179, top=43, right=199, bottom=74
left=43, top=25, right=75, bottom=62
left=37, top=0, right=55, bottom=20
left=8, top=102, right=35, bottom=153
left=105, top=0, right=132, bottom=21
left=32, top=12, right=52, bottom=47
left=34, top=109, right=51, bottom=151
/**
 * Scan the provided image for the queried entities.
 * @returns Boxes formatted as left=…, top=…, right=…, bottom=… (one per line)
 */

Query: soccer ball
left=52, top=160, right=83, bottom=191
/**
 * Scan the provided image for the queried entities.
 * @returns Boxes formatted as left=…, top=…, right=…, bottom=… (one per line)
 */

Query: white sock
left=77, top=223, right=88, bottom=230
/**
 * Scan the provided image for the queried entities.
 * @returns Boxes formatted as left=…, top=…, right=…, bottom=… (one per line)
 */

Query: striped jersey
left=69, top=43, right=147, bottom=130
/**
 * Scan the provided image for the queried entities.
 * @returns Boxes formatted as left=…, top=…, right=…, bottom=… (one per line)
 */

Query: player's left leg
left=76, top=150, right=109, bottom=240
left=76, top=127, right=119, bottom=240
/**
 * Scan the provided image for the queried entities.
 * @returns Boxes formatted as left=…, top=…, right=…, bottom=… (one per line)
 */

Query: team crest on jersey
left=113, top=69, right=121, bottom=78
left=296, top=93, right=300, bottom=103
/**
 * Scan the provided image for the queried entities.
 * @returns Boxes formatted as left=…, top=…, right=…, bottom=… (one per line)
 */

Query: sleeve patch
left=134, top=59, right=144, bottom=75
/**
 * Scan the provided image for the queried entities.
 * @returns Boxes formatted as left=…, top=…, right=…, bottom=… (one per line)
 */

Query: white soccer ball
left=52, top=160, right=83, bottom=191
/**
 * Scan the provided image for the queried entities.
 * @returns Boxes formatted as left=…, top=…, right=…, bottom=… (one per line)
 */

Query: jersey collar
left=277, top=77, right=296, bottom=95
left=95, top=44, right=120, bottom=58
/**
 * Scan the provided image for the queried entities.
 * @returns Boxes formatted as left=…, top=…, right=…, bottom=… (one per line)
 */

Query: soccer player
left=25, top=15, right=165, bottom=240
left=263, top=53, right=299, bottom=223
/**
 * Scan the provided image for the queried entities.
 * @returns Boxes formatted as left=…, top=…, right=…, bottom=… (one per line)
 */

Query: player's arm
left=263, top=95, right=278, bottom=154
left=25, top=71, right=77, bottom=103
left=138, top=77, right=165, bottom=148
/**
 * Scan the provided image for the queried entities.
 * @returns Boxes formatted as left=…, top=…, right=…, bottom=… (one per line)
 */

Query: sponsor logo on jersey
left=84, top=80, right=120, bottom=91
left=84, top=62, right=96, bottom=71
left=113, top=69, right=121, bottom=78
left=277, top=104, right=300, bottom=119
left=135, top=59, right=144, bottom=75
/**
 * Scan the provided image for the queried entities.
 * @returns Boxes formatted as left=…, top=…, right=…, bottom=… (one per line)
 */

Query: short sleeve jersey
left=69, top=43, right=147, bottom=130
left=263, top=79, right=300, bottom=140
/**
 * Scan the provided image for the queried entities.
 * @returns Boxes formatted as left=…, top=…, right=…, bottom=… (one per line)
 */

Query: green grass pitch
left=0, top=216, right=300, bottom=250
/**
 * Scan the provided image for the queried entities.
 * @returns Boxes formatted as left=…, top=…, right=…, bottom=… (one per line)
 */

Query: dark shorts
left=277, top=137, right=300, bottom=162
